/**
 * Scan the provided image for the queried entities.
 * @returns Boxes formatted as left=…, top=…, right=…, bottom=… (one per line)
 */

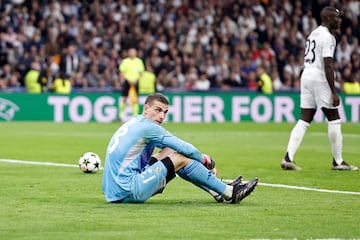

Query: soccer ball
left=78, top=152, right=101, bottom=173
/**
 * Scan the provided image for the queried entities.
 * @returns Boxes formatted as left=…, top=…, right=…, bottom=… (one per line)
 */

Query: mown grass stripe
left=2, top=158, right=359, bottom=195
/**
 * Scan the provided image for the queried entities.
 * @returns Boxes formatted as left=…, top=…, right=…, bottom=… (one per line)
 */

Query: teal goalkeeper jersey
left=102, top=115, right=203, bottom=202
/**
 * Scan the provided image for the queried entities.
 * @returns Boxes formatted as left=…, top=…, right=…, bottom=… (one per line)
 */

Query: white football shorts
left=300, top=72, right=337, bottom=109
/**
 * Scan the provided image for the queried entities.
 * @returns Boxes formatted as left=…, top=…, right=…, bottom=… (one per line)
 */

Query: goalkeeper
left=102, top=93, right=258, bottom=204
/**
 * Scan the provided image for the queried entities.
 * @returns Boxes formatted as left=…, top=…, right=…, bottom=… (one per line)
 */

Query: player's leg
left=281, top=108, right=315, bottom=170
left=151, top=148, right=216, bottom=187
left=176, top=169, right=243, bottom=203
left=322, top=108, right=358, bottom=170
left=150, top=148, right=221, bottom=200
left=323, top=107, right=342, bottom=164
left=288, top=108, right=316, bottom=159
left=130, top=82, right=139, bottom=116
left=125, top=158, right=174, bottom=203
left=167, top=152, right=258, bottom=203
left=316, top=80, right=358, bottom=170
left=282, top=77, right=316, bottom=170
left=151, top=148, right=258, bottom=203
left=151, top=155, right=224, bottom=202
left=152, top=148, right=216, bottom=173
left=119, top=80, right=130, bottom=120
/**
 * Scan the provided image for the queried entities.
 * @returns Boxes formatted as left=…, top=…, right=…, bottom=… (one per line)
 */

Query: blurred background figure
left=193, top=71, right=211, bottom=91
left=138, top=63, right=156, bottom=95
left=256, top=66, right=273, bottom=94
left=60, top=42, right=80, bottom=79
left=52, top=71, right=72, bottom=94
left=118, top=47, right=145, bottom=121
left=24, top=61, right=43, bottom=93
left=342, top=66, right=360, bottom=94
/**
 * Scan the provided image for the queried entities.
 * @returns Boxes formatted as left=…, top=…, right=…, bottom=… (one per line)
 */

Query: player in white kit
left=281, top=7, right=358, bottom=171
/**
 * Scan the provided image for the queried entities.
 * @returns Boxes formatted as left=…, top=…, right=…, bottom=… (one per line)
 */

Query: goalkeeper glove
left=202, top=154, right=218, bottom=176
left=202, top=154, right=215, bottom=169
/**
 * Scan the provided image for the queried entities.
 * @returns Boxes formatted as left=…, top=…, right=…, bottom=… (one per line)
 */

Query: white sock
left=328, top=119, right=343, bottom=165
left=223, top=185, right=233, bottom=200
left=287, top=120, right=309, bottom=161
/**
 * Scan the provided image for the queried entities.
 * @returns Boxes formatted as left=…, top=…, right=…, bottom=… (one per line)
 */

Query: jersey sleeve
left=322, top=34, right=336, bottom=58
left=144, top=123, right=203, bottom=163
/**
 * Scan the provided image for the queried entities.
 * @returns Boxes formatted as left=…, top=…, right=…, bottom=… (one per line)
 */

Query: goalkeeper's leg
left=177, top=169, right=242, bottom=203
left=151, top=148, right=257, bottom=203
left=151, top=149, right=232, bottom=200
left=177, top=169, right=222, bottom=202
left=150, top=154, right=227, bottom=202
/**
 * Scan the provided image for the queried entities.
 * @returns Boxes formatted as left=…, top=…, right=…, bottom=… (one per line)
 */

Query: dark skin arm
left=324, top=57, right=339, bottom=107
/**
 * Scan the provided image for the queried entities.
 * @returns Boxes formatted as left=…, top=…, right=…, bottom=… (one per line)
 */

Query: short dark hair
left=320, top=6, right=340, bottom=22
left=144, top=93, right=169, bottom=106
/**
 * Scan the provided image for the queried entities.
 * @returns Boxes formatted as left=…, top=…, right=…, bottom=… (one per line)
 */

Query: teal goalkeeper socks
left=179, top=160, right=226, bottom=195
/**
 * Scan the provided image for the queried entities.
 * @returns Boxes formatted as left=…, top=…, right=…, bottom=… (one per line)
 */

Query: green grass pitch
left=0, top=122, right=359, bottom=239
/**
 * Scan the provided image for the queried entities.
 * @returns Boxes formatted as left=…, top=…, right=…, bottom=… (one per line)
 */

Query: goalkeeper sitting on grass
left=102, top=93, right=259, bottom=204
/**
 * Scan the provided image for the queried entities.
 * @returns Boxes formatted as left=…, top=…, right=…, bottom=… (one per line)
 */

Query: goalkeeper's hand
left=202, top=154, right=215, bottom=169
left=202, top=154, right=218, bottom=176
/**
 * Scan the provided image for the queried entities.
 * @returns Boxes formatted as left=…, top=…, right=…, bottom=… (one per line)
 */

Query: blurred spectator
left=71, top=72, right=88, bottom=91
left=342, top=65, right=360, bottom=94
left=256, top=66, right=273, bottom=94
left=336, top=35, right=353, bottom=67
left=221, top=69, right=244, bottom=90
left=348, top=0, right=360, bottom=17
left=24, top=61, right=43, bottom=93
left=237, top=7, right=256, bottom=39
left=193, top=71, right=211, bottom=91
left=156, top=68, right=169, bottom=91
left=247, top=71, right=258, bottom=91
left=166, top=63, right=186, bottom=89
left=240, top=56, right=257, bottom=84
left=43, top=0, right=64, bottom=24
left=52, top=72, right=71, bottom=94
left=301, top=8, right=318, bottom=36
left=42, top=62, right=57, bottom=92
left=184, top=64, right=199, bottom=90
left=3, top=25, right=18, bottom=47
left=271, top=67, right=284, bottom=91
left=283, top=54, right=302, bottom=88
left=139, top=63, right=156, bottom=95
left=86, top=63, right=102, bottom=88
left=7, top=71, right=22, bottom=92
left=0, top=32, right=9, bottom=66
left=60, top=42, right=80, bottom=78
left=44, top=28, right=61, bottom=66
left=0, top=63, right=12, bottom=89
left=260, top=41, right=276, bottom=65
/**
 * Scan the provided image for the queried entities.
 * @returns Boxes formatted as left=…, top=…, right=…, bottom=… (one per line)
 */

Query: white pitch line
left=0, top=158, right=78, bottom=168
left=1, top=158, right=359, bottom=195
left=0, top=158, right=104, bottom=169
left=221, top=179, right=360, bottom=196
left=258, top=182, right=360, bottom=195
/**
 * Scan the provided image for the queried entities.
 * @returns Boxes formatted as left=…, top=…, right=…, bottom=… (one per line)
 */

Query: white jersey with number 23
left=302, top=25, right=336, bottom=82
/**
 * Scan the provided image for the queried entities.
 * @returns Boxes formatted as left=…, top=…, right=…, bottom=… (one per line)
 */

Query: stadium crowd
left=0, top=0, right=360, bottom=94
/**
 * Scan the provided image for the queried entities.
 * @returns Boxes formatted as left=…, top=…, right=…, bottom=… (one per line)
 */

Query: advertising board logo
left=0, top=98, right=19, bottom=121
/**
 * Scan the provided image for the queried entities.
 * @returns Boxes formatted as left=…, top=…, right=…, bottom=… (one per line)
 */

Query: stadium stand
left=0, top=0, right=358, bottom=94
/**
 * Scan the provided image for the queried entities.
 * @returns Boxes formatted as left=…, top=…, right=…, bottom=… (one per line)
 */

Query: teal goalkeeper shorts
left=121, top=161, right=168, bottom=203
